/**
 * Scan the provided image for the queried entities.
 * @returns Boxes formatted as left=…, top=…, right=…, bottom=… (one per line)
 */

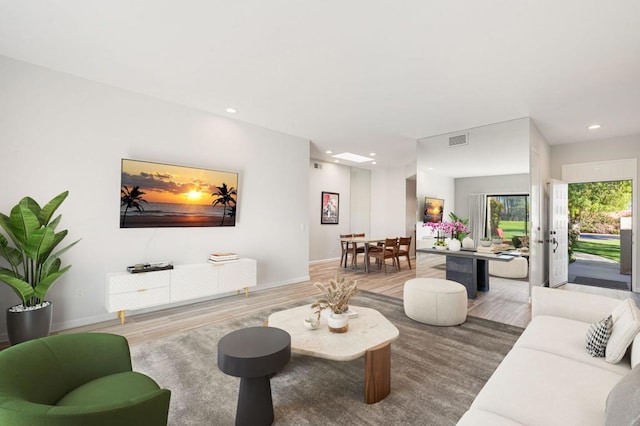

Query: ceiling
left=1, top=1, right=639, bottom=169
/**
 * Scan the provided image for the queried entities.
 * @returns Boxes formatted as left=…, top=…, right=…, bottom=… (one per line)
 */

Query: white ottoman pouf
left=489, top=256, right=528, bottom=279
left=403, top=278, right=467, bottom=326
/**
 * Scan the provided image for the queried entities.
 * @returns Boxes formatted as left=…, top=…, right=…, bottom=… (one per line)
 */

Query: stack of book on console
left=476, top=243, right=512, bottom=254
left=476, top=246, right=502, bottom=254
left=209, top=252, right=239, bottom=263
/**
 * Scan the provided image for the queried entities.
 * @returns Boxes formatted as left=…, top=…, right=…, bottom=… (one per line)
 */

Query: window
left=486, top=194, right=529, bottom=241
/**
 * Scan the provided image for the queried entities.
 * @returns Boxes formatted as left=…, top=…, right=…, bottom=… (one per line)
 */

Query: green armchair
left=0, top=333, right=171, bottom=425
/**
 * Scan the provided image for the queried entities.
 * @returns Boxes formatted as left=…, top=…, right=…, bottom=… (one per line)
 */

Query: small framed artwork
left=424, top=197, right=444, bottom=223
left=321, top=191, right=339, bottom=224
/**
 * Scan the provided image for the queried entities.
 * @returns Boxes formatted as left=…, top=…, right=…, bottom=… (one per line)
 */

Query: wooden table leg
left=364, top=243, right=370, bottom=273
left=343, top=241, right=350, bottom=268
left=364, top=342, right=391, bottom=404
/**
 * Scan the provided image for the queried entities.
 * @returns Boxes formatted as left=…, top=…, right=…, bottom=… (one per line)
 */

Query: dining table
left=340, top=236, right=386, bottom=273
left=417, top=247, right=518, bottom=298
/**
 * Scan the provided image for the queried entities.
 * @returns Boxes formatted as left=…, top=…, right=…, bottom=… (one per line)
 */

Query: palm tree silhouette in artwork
left=212, top=183, right=237, bottom=225
left=121, top=185, right=148, bottom=227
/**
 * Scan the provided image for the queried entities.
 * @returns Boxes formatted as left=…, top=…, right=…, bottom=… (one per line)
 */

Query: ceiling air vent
left=448, top=134, right=468, bottom=147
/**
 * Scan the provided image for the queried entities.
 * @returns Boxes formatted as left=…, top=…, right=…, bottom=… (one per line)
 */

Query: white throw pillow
left=606, top=298, right=640, bottom=364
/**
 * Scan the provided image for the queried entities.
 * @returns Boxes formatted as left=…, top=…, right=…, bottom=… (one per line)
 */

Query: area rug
left=130, top=291, right=523, bottom=426
left=573, top=276, right=630, bottom=291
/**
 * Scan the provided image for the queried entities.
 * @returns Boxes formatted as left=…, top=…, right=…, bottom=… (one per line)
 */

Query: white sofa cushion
left=632, top=333, right=640, bottom=369
left=532, top=286, right=621, bottom=323
left=606, top=298, right=640, bottom=364
left=457, top=409, right=525, bottom=425
left=469, top=347, right=624, bottom=426
left=514, top=315, right=631, bottom=375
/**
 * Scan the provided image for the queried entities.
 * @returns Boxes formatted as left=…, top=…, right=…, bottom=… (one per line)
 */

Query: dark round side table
left=218, top=326, right=291, bottom=426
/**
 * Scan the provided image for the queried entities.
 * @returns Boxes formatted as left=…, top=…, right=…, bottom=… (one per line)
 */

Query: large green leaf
left=0, top=266, right=20, bottom=278
left=38, top=229, right=67, bottom=262
left=0, top=272, right=35, bottom=303
left=23, top=227, right=55, bottom=263
left=0, top=235, right=23, bottom=268
left=38, top=191, right=68, bottom=226
left=41, top=238, right=80, bottom=273
left=0, top=212, right=20, bottom=248
left=45, top=258, right=61, bottom=276
left=20, top=197, right=41, bottom=219
left=9, top=200, right=41, bottom=245
left=33, top=265, right=71, bottom=301
left=48, top=214, right=62, bottom=231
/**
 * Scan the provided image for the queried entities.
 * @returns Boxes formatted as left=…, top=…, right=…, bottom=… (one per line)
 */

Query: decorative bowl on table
left=479, top=239, right=492, bottom=247
left=303, top=317, right=320, bottom=330
left=491, top=238, right=503, bottom=245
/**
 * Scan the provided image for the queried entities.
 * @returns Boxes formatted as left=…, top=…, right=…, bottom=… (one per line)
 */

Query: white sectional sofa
left=458, top=286, right=640, bottom=426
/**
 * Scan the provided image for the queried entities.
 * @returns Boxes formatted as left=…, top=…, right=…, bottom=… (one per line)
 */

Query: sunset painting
left=424, top=197, right=444, bottom=223
left=120, top=159, right=238, bottom=228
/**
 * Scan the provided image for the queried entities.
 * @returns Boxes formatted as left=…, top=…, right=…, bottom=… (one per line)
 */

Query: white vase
left=327, top=312, right=349, bottom=333
left=448, top=239, right=462, bottom=251
left=462, top=236, right=474, bottom=249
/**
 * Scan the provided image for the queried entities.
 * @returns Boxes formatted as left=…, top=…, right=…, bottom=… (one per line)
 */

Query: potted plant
left=0, top=191, right=79, bottom=345
left=479, top=237, right=492, bottom=247
left=433, top=240, right=447, bottom=250
left=311, top=275, right=359, bottom=333
left=491, top=234, right=503, bottom=245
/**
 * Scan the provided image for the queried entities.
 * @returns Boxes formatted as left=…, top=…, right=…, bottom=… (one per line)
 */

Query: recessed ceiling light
left=369, top=152, right=376, bottom=156
left=587, top=124, right=602, bottom=130
left=372, top=161, right=377, bottom=165
left=325, top=150, right=333, bottom=154
left=226, top=108, right=237, bottom=114
left=334, top=160, right=340, bottom=163
left=332, top=152, right=374, bottom=163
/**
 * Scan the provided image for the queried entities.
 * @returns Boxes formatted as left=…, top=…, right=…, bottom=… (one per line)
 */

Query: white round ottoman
left=489, top=257, right=528, bottom=279
left=403, top=278, right=467, bottom=326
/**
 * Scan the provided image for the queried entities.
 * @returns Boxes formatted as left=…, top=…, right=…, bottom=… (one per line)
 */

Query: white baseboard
left=310, top=257, right=341, bottom=265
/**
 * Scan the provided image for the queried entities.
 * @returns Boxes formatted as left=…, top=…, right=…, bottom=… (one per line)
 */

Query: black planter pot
left=6, top=302, right=53, bottom=346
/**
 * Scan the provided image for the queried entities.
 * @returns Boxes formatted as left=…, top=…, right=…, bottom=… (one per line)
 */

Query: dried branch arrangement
left=311, top=275, right=359, bottom=318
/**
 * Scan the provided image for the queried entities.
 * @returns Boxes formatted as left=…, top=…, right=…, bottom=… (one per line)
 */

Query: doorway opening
left=568, top=180, right=633, bottom=291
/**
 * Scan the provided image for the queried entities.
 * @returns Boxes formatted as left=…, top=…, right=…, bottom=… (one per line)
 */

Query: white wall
left=530, top=121, right=551, bottom=287
left=309, top=160, right=352, bottom=262
left=0, top=56, right=310, bottom=339
left=370, top=166, right=408, bottom=238
left=415, top=170, right=455, bottom=242
left=350, top=167, right=371, bottom=236
left=416, top=118, right=530, bottom=178
left=550, top=134, right=640, bottom=179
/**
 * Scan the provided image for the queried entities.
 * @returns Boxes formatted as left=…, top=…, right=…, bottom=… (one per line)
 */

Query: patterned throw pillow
left=586, top=315, right=613, bottom=357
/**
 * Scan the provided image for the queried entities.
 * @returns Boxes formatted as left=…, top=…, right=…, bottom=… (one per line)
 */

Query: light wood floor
left=57, top=253, right=532, bottom=347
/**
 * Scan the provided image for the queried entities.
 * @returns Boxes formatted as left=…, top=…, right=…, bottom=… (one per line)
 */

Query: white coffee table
left=267, top=305, right=399, bottom=403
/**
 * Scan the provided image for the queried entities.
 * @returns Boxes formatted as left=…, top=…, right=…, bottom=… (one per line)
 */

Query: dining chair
left=368, top=238, right=398, bottom=273
left=395, top=236, right=412, bottom=270
left=339, top=234, right=354, bottom=267
left=350, top=233, right=366, bottom=268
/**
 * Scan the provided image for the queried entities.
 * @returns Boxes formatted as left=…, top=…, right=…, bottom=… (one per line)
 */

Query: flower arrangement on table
left=423, top=212, right=470, bottom=241
left=311, top=275, right=359, bottom=318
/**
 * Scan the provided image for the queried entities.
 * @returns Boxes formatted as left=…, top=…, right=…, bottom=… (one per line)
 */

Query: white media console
left=106, top=258, right=257, bottom=324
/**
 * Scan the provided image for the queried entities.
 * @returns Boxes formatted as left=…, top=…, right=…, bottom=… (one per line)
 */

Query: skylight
left=331, top=152, right=374, bottom=163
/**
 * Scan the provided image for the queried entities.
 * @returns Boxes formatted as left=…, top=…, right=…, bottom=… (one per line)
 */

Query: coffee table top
left=267, top=305, right=399, bottom=361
